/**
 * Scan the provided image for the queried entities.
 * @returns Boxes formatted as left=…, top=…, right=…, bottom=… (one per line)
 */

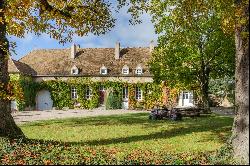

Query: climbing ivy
left=9, top=74, right=39, bottom=111
left=9, top=76, right=182, bottom=110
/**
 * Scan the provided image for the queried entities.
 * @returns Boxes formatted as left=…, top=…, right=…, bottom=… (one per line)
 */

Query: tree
left=0, top=0, right=115, bottom=138
left=148, top=0, right=235, bottom=110
left=148, top=0, right=249, bottom=163
left=230, top=1, right=249, bottom=164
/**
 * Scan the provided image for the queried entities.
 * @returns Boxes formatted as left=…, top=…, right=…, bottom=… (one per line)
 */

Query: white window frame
left=135, top=87, right=143, bottom=100
left=135, top=67, right=143, bottom=75
left=72, top=69, right=78, bottom=75
left=122, top=87, right=128, bottom=99
left=100, top=66, right=107, bottom=75
left=183, top=92, right=189, bottom=99
left=71, top=87, right=77, bottom=99
left=85, top=86, right=92, bottom=99
left=122, top=68, right=129, bottom=74
left=122, top=65, right=129, bottom=74
left=71, top=66, right=79, bottom=75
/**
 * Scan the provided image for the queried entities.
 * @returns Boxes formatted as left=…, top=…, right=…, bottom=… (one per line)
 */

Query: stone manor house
left=8, top=42, right=195, bottom=111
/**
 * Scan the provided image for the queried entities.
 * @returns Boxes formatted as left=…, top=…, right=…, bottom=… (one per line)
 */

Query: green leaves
left=3, top=0, right=115, bottom=43
left=149, top=0, right=235, bottom=103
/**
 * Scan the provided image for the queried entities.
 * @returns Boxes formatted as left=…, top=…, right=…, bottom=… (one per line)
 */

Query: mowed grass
left=19, top=113, right=233, bottom=154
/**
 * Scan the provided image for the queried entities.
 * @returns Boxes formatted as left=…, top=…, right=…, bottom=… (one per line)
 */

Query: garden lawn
left=21, top=113, right=233, bottom=153
left=0, top=113, right=235, bottom=165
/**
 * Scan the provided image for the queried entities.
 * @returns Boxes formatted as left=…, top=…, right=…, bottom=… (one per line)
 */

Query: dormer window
left=100, top=65, right=107, bottom=75
left=135, top=65, right=143, bottom=75
left=122, top=65, right=129, bottom=75
left=71, top=65, right=79, bottom=75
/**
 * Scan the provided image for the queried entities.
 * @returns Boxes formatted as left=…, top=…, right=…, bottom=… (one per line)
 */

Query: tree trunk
left=0, top=1, right=24, bottom=138
left=200, top=60, right=210, bottom=110
left=231, top=2, right=249, bottom=164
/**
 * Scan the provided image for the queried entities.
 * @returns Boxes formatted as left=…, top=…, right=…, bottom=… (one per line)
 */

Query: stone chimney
left=115, top=42, right=120, bottom=60
left=71, top=43, right=77, bottom=59
left=149, top=40, right=154, bottom=53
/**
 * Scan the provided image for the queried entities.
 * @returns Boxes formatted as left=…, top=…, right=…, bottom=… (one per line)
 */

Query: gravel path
left=12, top=108, right=148, bottom=125
left=210, top=107, right=235, bottom=117
left=11, top=107, right=235, bottom=125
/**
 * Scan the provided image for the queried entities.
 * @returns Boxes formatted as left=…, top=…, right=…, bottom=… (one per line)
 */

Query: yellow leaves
left=221, top=17, right=235, bottom=35
left=0, top=16, right=3, bottom=24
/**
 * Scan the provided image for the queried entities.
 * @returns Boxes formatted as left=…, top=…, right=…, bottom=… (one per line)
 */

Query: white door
left=122, top=87, right=129, bottom=109
left=182, top=91, right=194, bottom=107
left=36, top=90, right=53, bottom=110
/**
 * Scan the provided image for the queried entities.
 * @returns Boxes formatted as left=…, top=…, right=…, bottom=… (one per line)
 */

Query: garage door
left=36, top=90, right=53, bottom=110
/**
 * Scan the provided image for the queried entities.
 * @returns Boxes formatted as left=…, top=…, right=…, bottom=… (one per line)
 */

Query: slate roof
left=9, top=46, right=153, bottom=77
left=8, top=58, right=36, bottom=75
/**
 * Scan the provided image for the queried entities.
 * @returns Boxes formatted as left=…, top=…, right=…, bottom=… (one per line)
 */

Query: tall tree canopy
left=148, top=0, right=248, bottom=163
left=148, top=0, right=235, bottom=109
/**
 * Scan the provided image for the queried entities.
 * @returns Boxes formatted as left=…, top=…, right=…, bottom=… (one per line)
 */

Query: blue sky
left=8, top=6, right=158, bottom=60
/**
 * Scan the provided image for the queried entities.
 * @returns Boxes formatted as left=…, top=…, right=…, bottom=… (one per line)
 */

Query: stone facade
left=8, top=42, right=196, bottom=110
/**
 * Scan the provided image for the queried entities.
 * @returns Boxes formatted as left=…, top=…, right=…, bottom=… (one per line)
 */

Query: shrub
left=105, top=91, right=122, bottom=110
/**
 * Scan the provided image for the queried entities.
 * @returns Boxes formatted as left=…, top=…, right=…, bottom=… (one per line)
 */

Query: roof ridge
left=18, top=48, right=69, bottom=61
left=8, top=58, right=20, bottom=73
left=78, top=47, right=149, bottom=49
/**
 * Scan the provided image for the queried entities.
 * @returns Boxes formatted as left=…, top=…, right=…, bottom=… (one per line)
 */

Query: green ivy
left=9, top=74, right=38, bottom=111
left=9, top=76, right=168, bottom=110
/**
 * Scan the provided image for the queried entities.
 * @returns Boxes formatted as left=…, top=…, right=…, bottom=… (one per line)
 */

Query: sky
left=8, top=6, right=158, bottom=60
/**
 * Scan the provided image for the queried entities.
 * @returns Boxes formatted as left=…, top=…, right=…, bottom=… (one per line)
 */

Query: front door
left=122, top=87, right=129, bottom=109
left=182, top=91, right=193, bottom=107
left=99, top=86, right=105, bottom=106
left=36, top=90, right=53, bottom=110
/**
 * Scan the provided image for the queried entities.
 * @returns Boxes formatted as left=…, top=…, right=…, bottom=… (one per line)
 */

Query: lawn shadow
left=23, top=114, right=233, bottom=148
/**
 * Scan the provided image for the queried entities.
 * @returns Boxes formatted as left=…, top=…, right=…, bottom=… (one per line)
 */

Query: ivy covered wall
left=9, top=74, right=38, bottom=111
left=9, top=76, right=174, bottom=110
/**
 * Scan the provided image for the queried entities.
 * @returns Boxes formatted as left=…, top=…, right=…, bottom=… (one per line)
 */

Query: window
left=122, top=87, right=128, bottom=99
left=189, top=92, right=193, bottom=103
left=135, top=87, right=143, bottom=100
left=135, top=69, right=143, bottom=75
left=122, top=68, right=129, bottom=74
left=71, top=66, right=79, bottom=75
left=71, top=87, right=77, bottom=99
left=85, top=86, right=92, bottom=99
left=99, top=85, right=105, bottom=91
left=135, top=65, right=143, bottom=75
left=100, top=69, right=107, bottom=75
left=183, top=92, right=189, bottom=99
left=72, top=69, right=77, bottom=74
left=122, top=65, right=129, bottom=74
left=100, top=65, right=107, bottom=75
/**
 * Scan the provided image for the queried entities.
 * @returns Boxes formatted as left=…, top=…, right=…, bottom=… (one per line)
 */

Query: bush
left=105, top=91, right=122, bottom=110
